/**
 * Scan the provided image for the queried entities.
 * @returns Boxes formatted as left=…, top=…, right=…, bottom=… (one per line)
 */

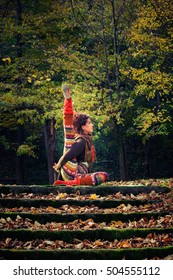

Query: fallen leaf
left=75, top=242, right=83, bottom=249
left=89, top=194, right=98, bottom=200
left=5, top=238, right=12, bottom=245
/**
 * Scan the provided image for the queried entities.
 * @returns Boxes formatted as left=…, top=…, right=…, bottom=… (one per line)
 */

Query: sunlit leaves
left=17, top=144, right=36, bottom=158
left=2, top=57, right=12, bottom=63
left=135, top=108, right=172, bottom=140
left=128, top=0, right=173, bottom=141
left=0, top=0, right=76, bottom=160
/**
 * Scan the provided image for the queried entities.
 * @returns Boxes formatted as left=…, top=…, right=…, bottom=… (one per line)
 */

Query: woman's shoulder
left=75, top=134, right=87, bottom=142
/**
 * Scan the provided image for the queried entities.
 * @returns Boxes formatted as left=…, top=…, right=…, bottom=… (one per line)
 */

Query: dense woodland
left=0, top=0, right=172, bottom=185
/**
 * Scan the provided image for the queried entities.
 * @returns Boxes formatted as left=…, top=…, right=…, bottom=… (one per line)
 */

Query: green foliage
left=0, top=0, right=172, bottom=182
left=0, top=0, right=76, bottom=158
left=17, top=144, right=36, bottom=157
left=0, top=135, right=11, bottom=150
left=128, top=0, right=173, bottom=141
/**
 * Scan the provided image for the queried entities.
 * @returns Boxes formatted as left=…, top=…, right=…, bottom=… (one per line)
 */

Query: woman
left=53, top=84, right=109, bottom=186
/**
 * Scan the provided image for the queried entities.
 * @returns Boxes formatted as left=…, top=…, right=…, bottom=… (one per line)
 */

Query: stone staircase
left=0, top=184, right=172, bottom=259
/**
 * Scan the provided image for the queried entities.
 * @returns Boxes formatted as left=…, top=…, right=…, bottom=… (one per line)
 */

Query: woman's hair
left=73, top=112, right=90, bottom=134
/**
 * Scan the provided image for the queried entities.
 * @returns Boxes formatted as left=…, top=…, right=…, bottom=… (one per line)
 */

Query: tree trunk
left=101, top=0, right=112, bottom=100
left=16, top=124, right=24, bottom=184
left=15, top=0, right=24, bottom=184
left=118, top=128, right=128, bottom=180
left=44, top=119, right=56, bottom=184
left=111, top=0, right=128, bottom=180
left=15, top=0, right=22, bottom=57
left=144, top=140, right=152, bottom=178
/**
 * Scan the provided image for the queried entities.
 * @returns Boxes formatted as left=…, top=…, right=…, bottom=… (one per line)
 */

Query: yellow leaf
left=56, top=193, right=67, bottom=199
left=28, top=77, right=32, bottom=83
left=2, top=57, right=11, bottom=63
left=89, top=193, right=98, bottom=200
left=119, top=203, right=126, bottom=208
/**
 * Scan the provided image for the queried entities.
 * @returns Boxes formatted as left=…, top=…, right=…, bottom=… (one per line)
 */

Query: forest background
left=0, top=0, right=172, bottom=185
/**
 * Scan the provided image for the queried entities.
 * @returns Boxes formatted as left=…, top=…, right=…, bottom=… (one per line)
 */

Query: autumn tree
left=1, top=0, right=172, bottom=183
left=66, top=0, right=141, bottom=180
left=127, top=0, right=173, bottom=176
left=0, top=0, right=80, bottom=183
left=129, top=0, right=173, bottom=139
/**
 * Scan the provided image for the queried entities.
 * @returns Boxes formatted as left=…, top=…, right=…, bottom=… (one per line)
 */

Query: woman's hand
left=62, top=84, right=71, bottom=99
left=53, top=162, right=60, bottom=171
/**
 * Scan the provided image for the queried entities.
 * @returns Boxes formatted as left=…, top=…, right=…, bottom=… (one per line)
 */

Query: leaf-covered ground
left=103, top=178, right=173, bottom=188
left=0, top=215, right=173, bottom=230
left=0, top=189, right=172, bottom=201
left=0, top=189, right=173, bottom=214
left=0, top=179, right=173, bottom=260
left=0, top=201, right=172, bottom=214
left=0, top=233, right=172, bottom=250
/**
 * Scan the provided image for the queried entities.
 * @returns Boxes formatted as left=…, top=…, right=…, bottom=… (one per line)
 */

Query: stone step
left=0, top=198, right=163, bottom=208
left=0, top=211, right=171, bottom=223
left=0, top=185, right=169, bottom=195
left=0, top=184, right=172, bottom=260
left=0, top=246, right=173, bottom=260
left=0, top=227, right=172, bottom=241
